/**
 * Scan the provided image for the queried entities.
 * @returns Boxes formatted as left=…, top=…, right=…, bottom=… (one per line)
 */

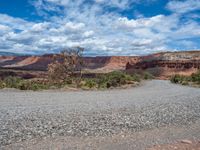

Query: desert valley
left=0, top=51, right=200, bottom=79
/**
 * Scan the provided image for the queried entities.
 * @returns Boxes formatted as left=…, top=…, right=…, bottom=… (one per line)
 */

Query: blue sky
left=0, top=0, right=199, bottom=56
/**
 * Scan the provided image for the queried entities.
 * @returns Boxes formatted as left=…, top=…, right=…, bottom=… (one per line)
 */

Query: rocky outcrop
left=126, top=51, right=200, bottom=77
left=126, top=60, right=200, bottom=70
left=126, top=51, right=200, bottom=69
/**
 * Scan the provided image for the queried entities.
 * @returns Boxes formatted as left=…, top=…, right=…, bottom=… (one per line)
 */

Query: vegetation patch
left=170, top=71, right=200, bottom=87
left=84, top=71, right=141, bottom=89
left=0, top=71, right=143, bottom=91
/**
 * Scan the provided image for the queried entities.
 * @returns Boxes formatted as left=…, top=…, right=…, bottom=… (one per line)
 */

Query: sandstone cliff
left=126, top=51, right=200, bottom=77
left=0, top=51, right=199, bottom=77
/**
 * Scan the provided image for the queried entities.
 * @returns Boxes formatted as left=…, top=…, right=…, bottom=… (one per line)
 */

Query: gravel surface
left=0, top=80, right=200, bottom=149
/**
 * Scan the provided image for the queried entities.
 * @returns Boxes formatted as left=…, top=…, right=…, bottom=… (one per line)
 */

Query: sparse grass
left=170, top=71, right=200, bottom=87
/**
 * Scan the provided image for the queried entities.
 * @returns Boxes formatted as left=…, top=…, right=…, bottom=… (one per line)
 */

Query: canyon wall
left=126, top=51, right=200, bottom=77
left=0, top=55, right=139, bottom=72
left=0, top=51, right=199, bottom=77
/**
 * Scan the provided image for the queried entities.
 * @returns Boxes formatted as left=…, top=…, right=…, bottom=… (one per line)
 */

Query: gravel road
left=0, top=80, right=200, bottom=149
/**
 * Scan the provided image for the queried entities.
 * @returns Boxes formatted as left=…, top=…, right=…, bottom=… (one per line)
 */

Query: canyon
left=0, top=51, right=199, bottom=78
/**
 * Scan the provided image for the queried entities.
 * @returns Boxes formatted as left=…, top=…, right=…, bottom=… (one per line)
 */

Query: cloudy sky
left=0, top=0, right=200, bottom=56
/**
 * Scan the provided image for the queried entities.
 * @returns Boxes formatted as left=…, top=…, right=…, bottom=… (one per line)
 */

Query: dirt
left=148, top=140, right=200, bottom=150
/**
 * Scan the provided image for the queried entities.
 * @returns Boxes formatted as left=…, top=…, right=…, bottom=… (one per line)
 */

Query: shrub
left=96, top=71, right=139, bottom=89
left=191, top=71, right=200, bottom=83
left=130, top=74, right=141, bottom=82
left=143, top=72, right=154, bottom=80
left=17, top=81, right=49, bottom=91
left=170, top=74, right=184, bottom=84
left=181, top=81, right=189, bottom=85
left=84, top=79, right=97, bottom=88
left=3, top=76, right=22, bottom=88
left=170, top=71, right=200, bottom=86
left=0, top=80, right=6, bottom=89
left=48, top=47, right=84, bottom=88
left=64, top=78, right=73, bottom=84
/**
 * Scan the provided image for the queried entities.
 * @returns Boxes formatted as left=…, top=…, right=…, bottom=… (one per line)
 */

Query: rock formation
left=126, top=51, right=200, bottom=77
left=0, top=51, right=199, bottom=77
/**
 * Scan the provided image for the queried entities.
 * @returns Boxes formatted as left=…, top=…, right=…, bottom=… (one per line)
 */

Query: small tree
left=48, top=47, right=84, bottom=87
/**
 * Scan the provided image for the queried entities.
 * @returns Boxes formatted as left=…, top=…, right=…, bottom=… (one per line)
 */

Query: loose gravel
left=0, top=80, right=200, bottom=149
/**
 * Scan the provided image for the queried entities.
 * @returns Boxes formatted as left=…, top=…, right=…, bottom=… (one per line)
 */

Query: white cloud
left=0, top=24, right=11, bottom=35
left=95, top=0, right=131, bottom=9
left=117, top=15, right=178, bottom=32
left=0, top=0, right=199, bottom=55
left=0, top=14, right=33, bottom=30
left=83, top=31, right=94, bottom=38
left=166, top=0, right=200, bottom=14
left=31, top=22, right=49, bottom=32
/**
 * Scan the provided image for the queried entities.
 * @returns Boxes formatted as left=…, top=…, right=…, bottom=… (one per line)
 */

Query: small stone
left=180, top=140, right=192, bottom=144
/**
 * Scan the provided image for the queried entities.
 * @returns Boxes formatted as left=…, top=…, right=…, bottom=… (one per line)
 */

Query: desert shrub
left=170, top=71, right=200, bottom=86
left=84, top=79, right=97, bottom=88
left=191, top=71, right=200, bottom=83
left=131, top=74, right=141, bottom=82
left=64, top=78, right=73, bottom=85
left=170, top=74, right=184, bottom=83
left=143, top=72, right=154, bottom=80
left=107, top=71, right=126, bottom=87
left=3, top=76, right=22, bottom=88
left=181, top=81, right=189, bottom=85
left=96, top=71, right=139, bottom=89
left=17, top=81, right=32, bottom=90
left=48, top=47, right=84, bottom=87
left=0, top=80, right=6, bottom=89
left=97, top=71, right=123, bottom=88
left=17, top=80, right=49, bottom=91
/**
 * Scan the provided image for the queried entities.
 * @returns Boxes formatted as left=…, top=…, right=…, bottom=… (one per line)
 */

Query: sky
left=0, top=0, right=200, bottom=56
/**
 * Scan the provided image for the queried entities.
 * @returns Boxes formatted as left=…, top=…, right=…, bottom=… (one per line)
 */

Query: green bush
left=143, top=72, right=154, bottom=80
left=181, top=81, right=189, bottom=85
left=130, top=74, right=141, bottom=82
left=64, top=78, right=73, bottom=84
left=170, top=71, right=200, bottom=86
left=3, top=76, right=22, bottom=88
left=84, top=79, right=97, bottom=88
left=0, top=80, right=6, bottom=89
left=96, top=71, right=139, bottom=89
left=18, top=81, right=49, bottom=91
left=191, top=71, right=200, bottom=83
left=170, top=74, right=184, bottom=83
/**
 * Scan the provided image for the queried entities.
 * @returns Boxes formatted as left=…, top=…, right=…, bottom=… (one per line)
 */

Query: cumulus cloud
left=0, top=0, right=199, bottom=55
left=0, top=24, right=11, bottom=35
left=166, top=0, right=200, bottom=14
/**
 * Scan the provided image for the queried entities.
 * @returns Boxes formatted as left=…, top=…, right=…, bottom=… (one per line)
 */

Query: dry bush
left=48, top=47, right=84, bottom=86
